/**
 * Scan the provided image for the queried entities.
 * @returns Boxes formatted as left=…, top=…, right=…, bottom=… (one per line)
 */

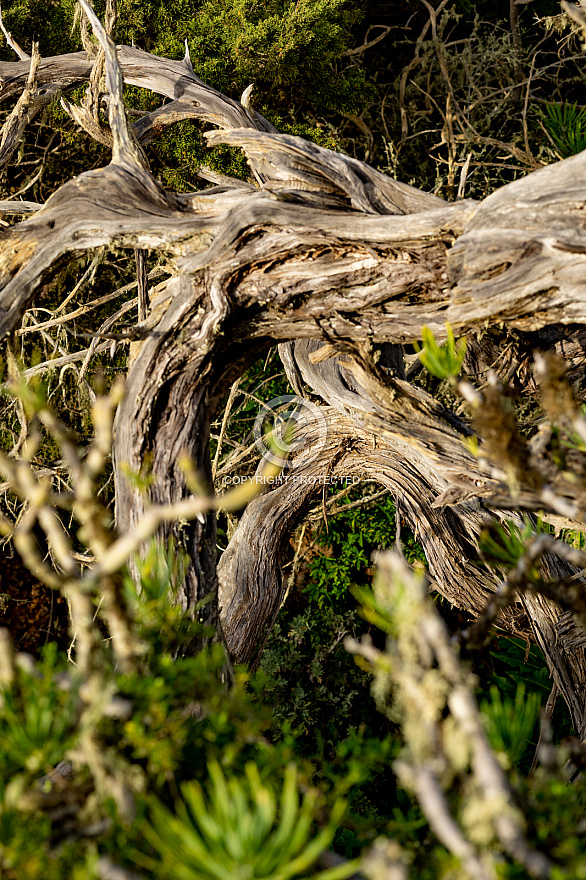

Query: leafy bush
left=306, top=492, right=425, bottom=607
left=0, top=539, right=355, bottom=878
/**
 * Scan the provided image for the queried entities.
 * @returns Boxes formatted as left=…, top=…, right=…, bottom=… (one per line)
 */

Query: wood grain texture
left=1, top=27, right=586, bottom=731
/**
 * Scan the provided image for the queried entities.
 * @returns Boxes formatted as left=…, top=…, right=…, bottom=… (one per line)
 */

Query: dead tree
left=2, top=6, right=586, bottom=737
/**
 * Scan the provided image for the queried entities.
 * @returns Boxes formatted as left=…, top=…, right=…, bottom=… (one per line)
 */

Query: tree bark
left=1, top=25, right=586, bottom=732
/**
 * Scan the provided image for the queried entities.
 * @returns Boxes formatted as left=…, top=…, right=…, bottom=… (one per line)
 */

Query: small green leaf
left=417, top=324, right=466, bottom=381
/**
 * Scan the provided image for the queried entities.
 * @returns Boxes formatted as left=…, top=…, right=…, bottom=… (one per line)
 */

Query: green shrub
left=306, top=492, right=425, bottom=607
left=115, top=0, right=370, bottom=116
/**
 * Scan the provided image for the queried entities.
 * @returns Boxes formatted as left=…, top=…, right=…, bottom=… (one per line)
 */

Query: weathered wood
left=522, top=588, right=586, bottom=741
left=0, top=43, right=61, bottom=170
left=0, top=45, right=277, bottom=133
left=463, top=325, right=586, bottom=393
left=205, top=128, right=445, bottom=214
left=0, top=200, right=42, bottom=215
left=1, top=17, right=586, bottom=733
left=218, top=399, right=586, bottom=738
left=218, top=406, right=504, bottom=665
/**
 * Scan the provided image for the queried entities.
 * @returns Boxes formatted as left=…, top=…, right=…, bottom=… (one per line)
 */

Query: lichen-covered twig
left=346, top=552, right=552, bottom=879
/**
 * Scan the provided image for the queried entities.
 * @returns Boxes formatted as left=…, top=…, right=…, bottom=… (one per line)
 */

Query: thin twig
left=0, top=2, right=29, bottom=60
left=135, top=249, right=149, bottom=321
left=343, top=25, right=391, bottom=56
left=212, top=378, right=241, bottom=480
left=529, top=681, right=558, bottom=775
left=78, top=298, right=138, bottom=382
left=22, top=342, right=111, bottom=378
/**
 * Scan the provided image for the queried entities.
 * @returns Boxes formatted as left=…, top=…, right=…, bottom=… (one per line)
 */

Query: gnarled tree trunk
left=2, top=7, right=586, bottom=736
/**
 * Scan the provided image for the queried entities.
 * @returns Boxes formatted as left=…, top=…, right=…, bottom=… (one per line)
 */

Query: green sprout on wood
left=139, top=761, right=358, bottom=880
left=416, top=324, right=466, bottom=382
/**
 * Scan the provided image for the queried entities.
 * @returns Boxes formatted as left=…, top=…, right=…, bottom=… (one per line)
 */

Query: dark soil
left=0, top=548, right=70, bottom=655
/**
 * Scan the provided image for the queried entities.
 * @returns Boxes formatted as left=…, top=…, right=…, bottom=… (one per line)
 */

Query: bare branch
left=78, top=0, right=148, bottom=171
left=343, top=24, right=392, bottom=56
left=0, top=43, right=56, bottom=169
left=0, top=2, right=29, bottom=61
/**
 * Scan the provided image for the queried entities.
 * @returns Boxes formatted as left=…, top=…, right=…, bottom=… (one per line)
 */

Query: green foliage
left=102, top=546, right=268, bottom=787
left=259, top=605, right=378, bottom=739
left=138, top=761, right=358, bottom=880
left=485, top=636, right=555, bottom=701
left=0, top=800, right=92, bottom=880
left=518, top=770, right=586, bottom=880
left=0, top=0, right=79, bottom=58
left=0, top=542, right=285, bottom=877
left=541, top=102, right=586, bottom=158
left=106, top=646, right=270, bottom=789
left=256, top=600, right=403, bottom=860
left=417, top=324, right=466, bottom=382
left=1, top=0, right=360, bottom=195
left=0, top=644, right=84, bottom=879
left=479, top=517, right=541, bottom=572
left=480, top=684, right=541, bottom=766
left=306, top=492, right=425, bottom=607
left=117, top=0, right=367, bottom=187
left=0, top=495, right=581, bottom=880
left=149, top=119, right=251, bottom=191
left=0, top=643, right=78, bottom=778
left=122, top=537, right=204, bottom=654
left=116, top=0, right=369, bottom=116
